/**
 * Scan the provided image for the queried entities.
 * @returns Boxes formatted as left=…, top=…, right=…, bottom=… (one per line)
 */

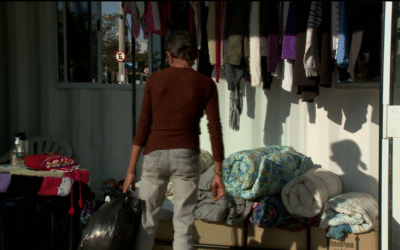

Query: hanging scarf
left=229, top=83, right=243, bottom=131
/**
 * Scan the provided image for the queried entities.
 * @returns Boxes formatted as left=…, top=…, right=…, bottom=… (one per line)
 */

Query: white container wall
left=199, top=69, right=380, bottom=199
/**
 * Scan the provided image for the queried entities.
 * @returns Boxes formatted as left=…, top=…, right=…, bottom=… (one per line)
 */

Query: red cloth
left=38, top=177, right=63, bottom=196
left=156, top=1, right=171, bottom=36
left=25, top=154, right=59, bottom=170
left=26, top=153, right=89, bottom=215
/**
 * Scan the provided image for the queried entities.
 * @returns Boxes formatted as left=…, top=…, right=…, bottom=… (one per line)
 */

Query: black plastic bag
left=79, top=192, right=142, bottom=250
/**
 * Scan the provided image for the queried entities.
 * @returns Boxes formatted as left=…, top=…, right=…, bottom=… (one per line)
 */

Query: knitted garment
left=282, top=1, right=297, bottom=60
left=40, top=155, right=80, bottom=171
left=206, top=2, right=216, bottom=65
left=249, top=1, right=262, bottom=87
left=132, top=67, right=224, bottom=162
left=229, top=83, right=243, bottom=131
left=303, top=1, right=323, bottom=77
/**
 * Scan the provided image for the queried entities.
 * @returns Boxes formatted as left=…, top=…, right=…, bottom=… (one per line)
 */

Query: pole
left=118, top=1, right=126, bottom=84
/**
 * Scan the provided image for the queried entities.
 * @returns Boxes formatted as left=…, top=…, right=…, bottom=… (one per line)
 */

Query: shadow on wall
left=260, top=80, right=302, bottom=145
left=329, top=139, right=378, bottom=198
left=255, top=80, right=379, bottom=147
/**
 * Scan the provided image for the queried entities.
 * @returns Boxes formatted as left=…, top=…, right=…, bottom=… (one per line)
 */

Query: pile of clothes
left=222, top=145, right=379, bottom=238
left=135, top=146, right=379, bottom=239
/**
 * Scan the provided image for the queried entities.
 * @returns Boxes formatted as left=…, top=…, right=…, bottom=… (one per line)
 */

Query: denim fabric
left=134, top=148, right=200, bottom=250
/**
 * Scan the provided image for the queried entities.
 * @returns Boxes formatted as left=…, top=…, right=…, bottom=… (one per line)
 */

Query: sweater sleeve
left=132, top=80, right=152, bottom=147
left=205, top=80, right=224, bottom=162
left=303, top=1, right=323, bottom=77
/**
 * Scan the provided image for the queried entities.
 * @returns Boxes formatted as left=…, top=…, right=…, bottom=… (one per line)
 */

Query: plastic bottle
left=11, top=133, right=27, bottom=166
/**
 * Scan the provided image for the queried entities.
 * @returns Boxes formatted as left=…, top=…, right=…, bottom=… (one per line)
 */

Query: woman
left=122, top=30, right=225, bottom=250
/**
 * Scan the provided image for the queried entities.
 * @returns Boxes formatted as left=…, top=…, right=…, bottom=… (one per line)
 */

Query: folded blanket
left=195, top=191, right=230, bottom=222
left=319, top=192, right=379, bottom=236
left=225, top=196, right=253, bottom=225
left=223, top=146, right=312, bottom=200
left=195, top=166, right=253, bottom=224
left=281, top=167, right=342, bottom=218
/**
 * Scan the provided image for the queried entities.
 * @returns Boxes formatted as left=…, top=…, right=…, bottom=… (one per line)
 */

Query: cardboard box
left=310, top=227, right=379, bottom=250
left=246, top=224, right=308, bottom=250
left=155, top=219, right=246, bottom=247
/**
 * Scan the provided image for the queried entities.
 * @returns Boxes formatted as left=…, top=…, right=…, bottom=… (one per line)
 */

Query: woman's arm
left=123, top=144, right=143, bottom=193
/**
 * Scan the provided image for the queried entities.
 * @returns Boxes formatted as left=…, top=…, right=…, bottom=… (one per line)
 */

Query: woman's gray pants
left=134, top=148, right=200, bottom=250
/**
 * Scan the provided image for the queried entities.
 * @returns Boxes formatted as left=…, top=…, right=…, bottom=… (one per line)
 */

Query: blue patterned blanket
left=222, top=146, right=312, bottom=200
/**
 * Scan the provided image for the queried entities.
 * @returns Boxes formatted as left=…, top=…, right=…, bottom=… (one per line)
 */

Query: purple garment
left=282, top=2, right=297, bottom=60
left=0, top=172, right=12, bottom=193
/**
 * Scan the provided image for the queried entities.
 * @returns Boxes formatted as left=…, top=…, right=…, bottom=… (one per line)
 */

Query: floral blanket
left=222, top=146, right=313, bottom=200
left=249, top=195, right=321, bottom=231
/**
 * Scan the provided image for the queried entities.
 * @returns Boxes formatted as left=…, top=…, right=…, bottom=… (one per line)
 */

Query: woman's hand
left=211, top=174, right=225, bottom=201
left=123, top=172, right=137, bottom=193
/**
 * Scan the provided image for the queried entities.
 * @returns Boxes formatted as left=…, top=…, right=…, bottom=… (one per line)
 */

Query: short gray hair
left=165, top=31, right=197, bottom=64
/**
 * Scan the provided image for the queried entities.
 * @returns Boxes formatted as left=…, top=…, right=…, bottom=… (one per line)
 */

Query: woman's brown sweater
left=133, top=67, right=225, bottom=162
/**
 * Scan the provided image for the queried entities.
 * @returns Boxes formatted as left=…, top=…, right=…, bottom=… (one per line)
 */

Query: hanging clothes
left=281, top=1, right=295, bottom=92
left=292, top=1, right=319, bottom=102
left=303, top=1, right=323, bottom=77
left=331, top=2, right=339, bottom=59
left=346, top=2, right=382, bottom=82
left=125, top=2, right=148, bottom=39
left=190, top=1, right=202, bottom=50
left=249, top=1, right=262, bottom=87
left=136, top=1, right=145, bottom=17
left=318, top=2, right=334, bottom=88
left=260, top=1, right=280, bottom=90
left=271, top=1, right=284, bottom=80
left=229, top=83, right=243, bottom=131
left=155, top=2, right=172, bottom=36
left=206, top=2, right=217, bottom=65
left=197, top=2, right=214, bottom=77
left=260, top=1, right=271, bottom=89
left=293, top=1, right=332, bottom=102
left=223, top=2, right=234, bottom=66
left=336, top=1, right=352, bottom=83
left=219, top=1, right=227, bottom=68
left=143, top=2, right=161, bottom=35
left=282, top=2, right=297, bottom=60
left=171, top=1, right=190, bottom=32
left=215, top=2, right=221, bottom=83
left=224, top=1, right=248, bottom=66
left=347, top=1, right=363, bottom=82
left=265, top=1, right=280, bottom=73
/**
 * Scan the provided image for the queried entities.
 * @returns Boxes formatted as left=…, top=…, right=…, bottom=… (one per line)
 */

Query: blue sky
left=102, top=1, right=146, bottom=41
